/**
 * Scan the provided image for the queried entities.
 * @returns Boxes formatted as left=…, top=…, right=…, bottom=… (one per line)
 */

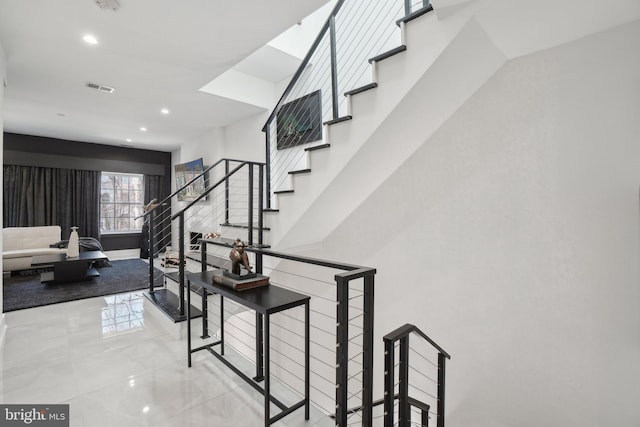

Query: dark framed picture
left=276, top=90, right=322, bottom=149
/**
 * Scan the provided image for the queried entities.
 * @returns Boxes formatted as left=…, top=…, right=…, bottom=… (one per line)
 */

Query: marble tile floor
left=0, top=290, right=336, bottom=426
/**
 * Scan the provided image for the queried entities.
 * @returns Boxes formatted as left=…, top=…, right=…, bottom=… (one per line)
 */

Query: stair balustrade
left=381, top=324, right=450, bottom=427
left=142, top=158, right=380, bottom=425
left=199, top=238, right=377, bottom=426
left=141, top=158, right=265, bottom=319
left=139, top=1, right=453, bottom=423
left=263, top=0, right=433, bottom=205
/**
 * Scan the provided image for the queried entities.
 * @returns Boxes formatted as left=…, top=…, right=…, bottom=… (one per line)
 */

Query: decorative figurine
left=205, top=231, right=221, bottom=239
left=143, top=198, right=161, bottom=212
left=229, top=238, right=252, bottom=276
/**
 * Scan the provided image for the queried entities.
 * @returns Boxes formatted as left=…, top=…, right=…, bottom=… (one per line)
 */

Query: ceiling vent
left=87, top=82, right=115, bottom=94
left=94, top=0, right=120, bottom=11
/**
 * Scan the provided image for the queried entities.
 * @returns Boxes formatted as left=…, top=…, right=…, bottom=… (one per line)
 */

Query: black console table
left=186, top=270, right=310, bottom=426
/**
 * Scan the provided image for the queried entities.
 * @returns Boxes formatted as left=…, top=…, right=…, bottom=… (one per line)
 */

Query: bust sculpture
left=229, top=238, right=252, bottom=276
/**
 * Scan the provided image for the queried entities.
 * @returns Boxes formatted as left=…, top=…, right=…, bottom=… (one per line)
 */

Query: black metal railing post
left=248, top=164, right=254, bottom=245
left=437, top=352, right=447, bottom=427
left=200, top=242, right=209, bottom=339
left=258, top=164, right=264, bottom=246
left=178, top=213, right=185, bottom=316
left=384, top=338, right=395, bottom=427
left=329, top=14, right=339, bottom=120
left=335, top=277, right=349, bottom=426
left=148, top=211, right=155, bottom=292
left=422, top=406, right=430, bottom=427
left=224, top=159, right=230, bottom=225
left=362, top=273, right=375, bottom=426
left=398, top=336, right=410, bottom=427
left=255, top=312, right=265, bottom=382
left=256, top=163, right=265, bottom=273
left=265, top=130, right=271, bottom=210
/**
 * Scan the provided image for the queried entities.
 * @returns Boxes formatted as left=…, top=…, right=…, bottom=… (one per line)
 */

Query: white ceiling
left=0, top=0, right=329, bottom=152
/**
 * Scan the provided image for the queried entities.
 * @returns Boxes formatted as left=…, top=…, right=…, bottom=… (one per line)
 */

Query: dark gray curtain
left=3, top=165, right=101, bottom=239
left=142, top=175, right=169, bottom=257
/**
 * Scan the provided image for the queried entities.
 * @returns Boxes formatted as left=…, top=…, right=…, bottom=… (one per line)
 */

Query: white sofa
left=2, top=226, right=66, bottom=272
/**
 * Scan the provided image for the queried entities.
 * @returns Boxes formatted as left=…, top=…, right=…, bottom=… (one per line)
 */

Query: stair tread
left=345, top=82, right=378, bottom=97
left=289, top=169, right=312, bottom=175
left=396, top=4, right=434, bottom=26
left=143, top=289, right=202, bottom=322
left=323, top=116, right=352, bottom=126
left=198, top=237, right=271, bottom=251
left=305, top=143, right=331, bottom=152
left=263, top=208, right=280, bottom=213
left=220, top=222, right=271, bottom=231
left=274, top=189, right=294, bottom=194
left=368, top=45, right=407, bottom=64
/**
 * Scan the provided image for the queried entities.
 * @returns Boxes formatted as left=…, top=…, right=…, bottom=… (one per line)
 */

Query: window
left=100, top=172, right=144, bottom=233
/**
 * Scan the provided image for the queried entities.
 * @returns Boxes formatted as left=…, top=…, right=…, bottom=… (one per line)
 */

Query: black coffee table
left=31, top=250, right=108, bottom=284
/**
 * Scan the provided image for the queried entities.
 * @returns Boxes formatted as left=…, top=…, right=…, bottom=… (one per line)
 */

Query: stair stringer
left=270, top=15, right=507, bottom=251
left=269, top=3, right=484, bottom=246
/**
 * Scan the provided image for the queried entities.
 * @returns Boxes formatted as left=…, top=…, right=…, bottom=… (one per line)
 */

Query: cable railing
left=262, top=0, right=433, bottom=207
left=140, top=158, right=266, bottom=318
left=195, top=239, right=376, bottom=425
left=382, top=324, right=450, bottom=427
left=141, top=156, right=375, bottom=425
left=140, top=155, right=450, bottom=425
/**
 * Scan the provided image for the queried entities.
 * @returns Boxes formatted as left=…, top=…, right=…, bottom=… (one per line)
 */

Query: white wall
left=173, top=113, right=266, bottom=167
left=169, top=115, right=267, bottom=248
left=174, top=127, right=225, bottom=168
left=300, top=20, right=640, bottom=426
left=0, top=41, right=7, bottom=347
left=223, top=112, right=268, bottom=162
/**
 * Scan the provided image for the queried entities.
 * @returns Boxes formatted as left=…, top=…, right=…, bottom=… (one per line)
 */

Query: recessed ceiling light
left=83, top=34, right=98, bottom=45
left=140, top=127, right=147, bottom=132
left=161, top=108, right=170, bottom=115
left=126, top=138, right=132, bottom=143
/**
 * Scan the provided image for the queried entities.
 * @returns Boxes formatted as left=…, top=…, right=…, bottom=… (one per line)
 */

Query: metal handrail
left=383, top=323, right=450, bottom=427
left=262, top=0, right=434, bottom=208
left=170, top=161, right=249, bottom=220
left=261, top=0, right=347, bottom=132
left=383, top=323, right=451, bottom=359
left=140, top=157, right=264, bottom=218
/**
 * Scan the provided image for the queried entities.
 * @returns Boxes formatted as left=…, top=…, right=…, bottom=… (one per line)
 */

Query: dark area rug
left=3, top=258, right=164, bottom=312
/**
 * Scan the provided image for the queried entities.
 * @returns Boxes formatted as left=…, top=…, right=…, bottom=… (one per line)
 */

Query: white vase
left=67, top=226, right=80, bottom=258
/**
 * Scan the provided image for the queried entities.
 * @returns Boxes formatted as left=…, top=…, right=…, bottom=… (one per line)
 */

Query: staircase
left=140, top=1, right=460, bottom=425
left=142, top=159, right=266, bottom=322
left=143, top=159, right=453, bottom=426
left=263, top=0, right=506, bottom=250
